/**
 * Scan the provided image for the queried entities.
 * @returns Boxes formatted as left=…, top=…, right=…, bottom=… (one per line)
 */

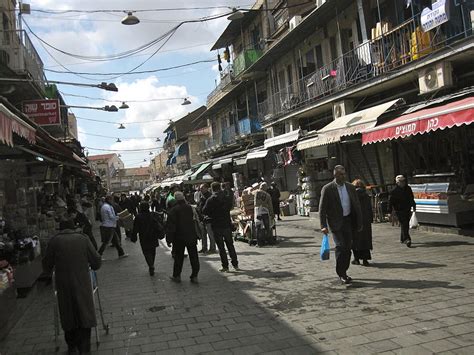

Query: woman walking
left=351, top=179, right=373, bottom=266
left=131, top=202, right=164, bottom=276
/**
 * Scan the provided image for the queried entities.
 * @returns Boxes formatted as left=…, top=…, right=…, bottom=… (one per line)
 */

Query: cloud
left=77, top=125, right=87, bottom=144
left=104, top=76, right=199, bottom=143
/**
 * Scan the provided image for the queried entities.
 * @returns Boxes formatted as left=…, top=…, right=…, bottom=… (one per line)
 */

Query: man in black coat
left=319, top=165, right=362, bottom=284
left=268, top=182, right=282, bottom=221
left=43, top=217, right=101, bottom=354
left=197, top=183, right=216, bottom=253
left=166, top=192, right=200, bottom=283
left=389, top=175, right=416, bottom=247
left=203, top=182, right=239, bottom=272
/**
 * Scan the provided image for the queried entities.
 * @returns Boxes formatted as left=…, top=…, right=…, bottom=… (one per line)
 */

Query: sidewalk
left=1, top=216, right=473, bottom=354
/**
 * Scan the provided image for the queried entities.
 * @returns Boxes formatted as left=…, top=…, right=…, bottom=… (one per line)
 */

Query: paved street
left=1, top=216, right=474, bottom=355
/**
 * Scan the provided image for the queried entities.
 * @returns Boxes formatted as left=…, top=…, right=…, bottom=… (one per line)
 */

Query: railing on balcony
left=222, top=125, right=237, bottom=144
left=206, top=65, right=234, bottom=106
left=0, top=30, right=45, bottom=90
left=233, top=48, right=263, bottom=77
left=238, top=117, right=263, bottom=135
left=258, top=18, right=470, bottom=121
left=272, top=7, right=289, bottom=35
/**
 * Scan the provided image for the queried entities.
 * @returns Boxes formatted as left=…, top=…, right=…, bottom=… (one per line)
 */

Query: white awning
left=297, top=135, right=322, bottom=151
left=264, top=129, right=300, bottom=149
left=212, top=163, right=222, bottom=170
left=218, top=157, right=232, bottom=165
left=311, top=99, right=402, bottom=147
left=246, top=149, right=268, bottom=161
left=234, top=157, right=247, bottom=165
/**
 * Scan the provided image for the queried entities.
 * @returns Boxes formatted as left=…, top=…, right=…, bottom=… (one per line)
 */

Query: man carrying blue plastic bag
left=319, top=165, right=362, bottom=284
left=320, top=234, right=330, bottom=260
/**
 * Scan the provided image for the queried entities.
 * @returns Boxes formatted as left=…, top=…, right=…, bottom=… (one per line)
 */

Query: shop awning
left=362, top=97, right=474, bottom=145
left=246, top=149, right=268, bottom=160
left=234, top=157, right=247, bottom=165
left=312, top=99, right=402, bottom=147
left=297, top=135, right=324, bottom=151
left=264, top=130, right=300, bottom=149
left=190, top=162, right=212, bottom=180
left=212, top=163, right=222, bottom=170
left=0, top=104, right=36, bottom=146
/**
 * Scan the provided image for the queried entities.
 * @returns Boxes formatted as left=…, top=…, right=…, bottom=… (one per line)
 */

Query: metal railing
left=0, top=30, right=45, bottom=89
left=233, top=48, right=263, bottom=77
left=258, top=18, right=472, bottom=121
left=206, top=64, right=234, bottom=105
left=222, top=124, right=237, bottom=144
left=238, top=117, right=263, bottom=135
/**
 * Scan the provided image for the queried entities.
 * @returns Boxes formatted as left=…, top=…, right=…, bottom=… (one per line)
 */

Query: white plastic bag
left=409, top=212, right=419, bottom=229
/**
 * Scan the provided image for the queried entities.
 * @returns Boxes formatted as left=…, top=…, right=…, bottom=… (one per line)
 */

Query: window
left=315, top=45, right=323, bottom=69
left=305, top=49, right=316, bottom=76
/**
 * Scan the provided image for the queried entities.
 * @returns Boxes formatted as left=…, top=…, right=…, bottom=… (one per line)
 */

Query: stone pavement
left=1, top=216, right=474, bottom=354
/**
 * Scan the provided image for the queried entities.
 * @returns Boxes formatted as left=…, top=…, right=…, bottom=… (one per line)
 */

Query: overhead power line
left=30, top=5, right=251, bottom=14
left=82, top=132, right=159, bottom=140
left=45, top=59, right=214, bottom=76
left=85, top=146, right=163, bottom=152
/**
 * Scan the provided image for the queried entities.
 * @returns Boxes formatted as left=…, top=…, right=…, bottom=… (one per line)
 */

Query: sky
left=25, top=0, right=252, bottom=167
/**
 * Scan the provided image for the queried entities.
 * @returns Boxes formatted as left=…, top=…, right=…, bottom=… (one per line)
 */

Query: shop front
left=363, top=95, right=474, bottom=227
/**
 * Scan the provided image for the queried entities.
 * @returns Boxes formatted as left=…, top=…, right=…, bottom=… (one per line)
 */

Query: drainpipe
left=356, top=0, right=368, bottom=42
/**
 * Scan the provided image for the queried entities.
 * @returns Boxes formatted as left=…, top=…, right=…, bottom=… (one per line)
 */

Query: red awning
left=362, top=97, right=474, bottom=145
left=0, top=104, right=36, bottom=146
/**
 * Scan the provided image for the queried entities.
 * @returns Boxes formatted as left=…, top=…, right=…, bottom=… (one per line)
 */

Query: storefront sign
left=22, top=99, right=60, bottom=126
left=421, top=0, right=449, bottom=32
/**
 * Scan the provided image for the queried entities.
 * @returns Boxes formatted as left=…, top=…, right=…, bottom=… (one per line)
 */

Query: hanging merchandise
left=284, top=147, right=293, bottom=166
left=217, top=54, right=222, bottom=72
left=276, top=149, right=285, bottom=167
left=224, top=46, right=230, bottom=62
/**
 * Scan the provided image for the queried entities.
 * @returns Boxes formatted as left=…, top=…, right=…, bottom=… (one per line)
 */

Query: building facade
left=88, top=153, right=124, bottom=191
left=110, top=167, right=152, bottom=193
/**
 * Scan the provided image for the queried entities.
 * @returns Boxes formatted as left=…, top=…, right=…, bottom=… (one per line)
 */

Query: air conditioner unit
left=418, top=62, right=453, bottom=94
left=316, top=0, right=327, bottom=7
left=289, top=16, right=302, bottom=31
left=332, top=100, right=353, bottom=119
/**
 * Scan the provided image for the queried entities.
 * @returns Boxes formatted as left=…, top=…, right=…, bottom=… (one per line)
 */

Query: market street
left=1, top=217, right=474, bottom=355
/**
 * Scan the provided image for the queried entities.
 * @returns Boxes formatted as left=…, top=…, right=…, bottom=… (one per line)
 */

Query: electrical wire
left=30, top=5, right=251, bottom=14
left=81, top=132, right=160, bottom=140
left=45, top=58, right=214, bottom=75
left=85, top=146, right=163, bottom=152
left=60, top=92, right=185, bottom=103
left=75, top=115, right=180, bottom=124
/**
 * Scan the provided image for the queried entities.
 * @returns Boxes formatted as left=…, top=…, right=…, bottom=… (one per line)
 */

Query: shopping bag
left=320, top=234, right=330, bottom=261
left=409, top=212, right=419, bottom=229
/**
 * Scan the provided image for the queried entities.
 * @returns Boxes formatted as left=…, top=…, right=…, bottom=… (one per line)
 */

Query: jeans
left=173, top=240, right=199, bottom=278
left=98, top=226, right=125, bottom=257
left=212, top=227, right=238, bottom=269
left=64, top=327, right=91, bottom=353
left=141, top=246, right=156, bottom=268
left=202, top=223, right=216, bottom=251
left=332, top=216, right=353, bottom=277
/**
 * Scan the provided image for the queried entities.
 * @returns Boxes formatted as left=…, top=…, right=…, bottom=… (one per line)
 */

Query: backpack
left=149, top=212, right=165, bottom=240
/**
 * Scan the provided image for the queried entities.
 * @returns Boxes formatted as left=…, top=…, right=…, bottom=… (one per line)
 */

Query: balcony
left=259, top=18, right=470, bottom=121
left=238, top=117, right=263, bottom=136
left=206, top=65, right=235, bottom=107
left=233, top=48, right=263, bottom=77
left=0, top=30, right=45, bottom=90
left=221, top=125, right=237, bottom=144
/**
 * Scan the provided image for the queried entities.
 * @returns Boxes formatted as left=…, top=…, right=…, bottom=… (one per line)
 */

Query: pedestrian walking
left=166, top=185, right=179, bottom=209
left=111, top=195, right=124, bottom=247
left=351, top=179, right=373, bottom=266
left=202, top=182, right=239, bottom=272
left=319, top=165, right=362, bottom=284
left=98, top=195, right=128, bottom=259
left=197, top=183, right=216, bottom=254
left=67, top=206, right=98, bottom=250
left=43, top=216, right=101, bottom=354
left=389, top=175, right=416, bottom=247
left=254, top=183, right=275, bottom=246
left=131, top=202, right=165, bottom=276
left=166, top=192, right=200, bottom=283
left=268, top=182, right=282, bottom=221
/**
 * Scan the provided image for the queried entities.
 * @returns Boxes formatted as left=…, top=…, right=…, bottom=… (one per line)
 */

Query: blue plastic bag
left=320, top=234, right=330, bottom=261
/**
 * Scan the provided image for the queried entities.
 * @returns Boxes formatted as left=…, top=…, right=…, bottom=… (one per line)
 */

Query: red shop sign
left=22, top=99, right=61, bottom=126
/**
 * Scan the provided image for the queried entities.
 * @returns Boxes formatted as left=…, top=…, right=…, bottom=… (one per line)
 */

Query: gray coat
left=43, top=229, right=101, bottom=331
left=319, top=180, right=363, bottom=232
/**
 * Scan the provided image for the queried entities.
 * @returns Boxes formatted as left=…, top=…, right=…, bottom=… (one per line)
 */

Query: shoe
left=362, top=260, right=371, bottom=267
left=233, top=266, right=241, bottom=271
left=219, top=267, right=229, bottom=273
left=149, top=267, right=155, bottom=276
left=190, top=277, right=199, bottom=284
left=100, top=257, right=107, bottom=262
left=340, top=276, right=352, bottom=284
left=351, top=259, right=360, bottom=265
left=277, top=218, right=282, bottom=221
left=118, top=254, right=129, bottom=259
left=198, top=249, right=207, bottom=254
left=169, top=276, right=181, bottom=283
left=207, top=250, right=217, bottom=254
left=406, top=240, right=412, bottom=248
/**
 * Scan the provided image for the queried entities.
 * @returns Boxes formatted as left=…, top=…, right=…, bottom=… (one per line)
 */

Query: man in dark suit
left=319, top=165, right=363, bottom=284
